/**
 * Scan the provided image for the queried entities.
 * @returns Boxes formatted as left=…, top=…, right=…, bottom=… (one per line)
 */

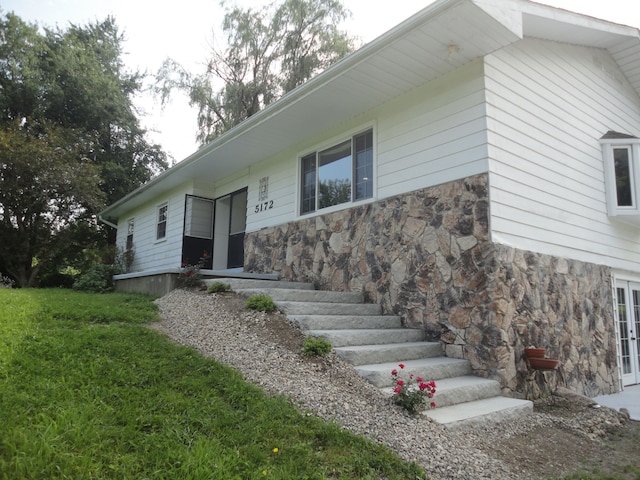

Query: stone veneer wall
left=244, top=173, right=619, bottom=397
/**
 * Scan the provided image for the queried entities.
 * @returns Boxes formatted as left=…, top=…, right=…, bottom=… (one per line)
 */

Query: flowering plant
left=390, top=363, right=436, bottom=415
left=178, top=252, right=210, bottom=288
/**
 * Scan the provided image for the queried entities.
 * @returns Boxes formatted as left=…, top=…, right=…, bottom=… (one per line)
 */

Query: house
left=100, top=0, right=640, bottom=398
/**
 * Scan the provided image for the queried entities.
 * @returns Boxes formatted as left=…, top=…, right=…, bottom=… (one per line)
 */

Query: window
left=300, top=129, right=373, bottom=214
left=126, top=219, right=134, bottom=250
left=600, top=131, right=640, bottom=222
left=184, top=196, right=213, bottom=239
left=156, top=203, right=168, bottom=240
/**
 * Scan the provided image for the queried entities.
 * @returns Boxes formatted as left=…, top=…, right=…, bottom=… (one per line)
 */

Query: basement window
left=600, top=131, right=640, bottom=223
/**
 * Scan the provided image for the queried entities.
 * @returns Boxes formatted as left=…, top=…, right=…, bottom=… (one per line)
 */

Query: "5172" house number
left=254, top=200, right=274, bottom=213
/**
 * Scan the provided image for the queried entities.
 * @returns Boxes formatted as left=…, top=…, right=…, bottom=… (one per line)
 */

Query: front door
left=615, top=280, right=640, bottom=385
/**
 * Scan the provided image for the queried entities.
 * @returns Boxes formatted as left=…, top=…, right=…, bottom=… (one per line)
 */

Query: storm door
left=182, top=195, right=214, bottom=268
left=212, top=188, right=247, bottom=270
left=614, top=280, right=640, bottom=385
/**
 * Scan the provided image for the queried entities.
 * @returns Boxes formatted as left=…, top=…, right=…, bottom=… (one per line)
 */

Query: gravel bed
left=153, top=289, right=627, bottom=480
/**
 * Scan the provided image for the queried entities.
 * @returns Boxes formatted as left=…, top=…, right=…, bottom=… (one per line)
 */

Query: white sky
left=3, top=0, right=640, bottom=163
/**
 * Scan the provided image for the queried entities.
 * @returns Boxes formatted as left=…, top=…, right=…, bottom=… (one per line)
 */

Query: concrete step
left=356, top=357, right=472, bottom=387
left=236, top=288, right=363, bottom=304
left=381, top=375, right=501, bottom=407
left=422, top=396, right=533, bottom=429
left=277, top=301, right=382, bottom=316
left=334, top=341, right=442, bottom=366
left=305, top=328, right=424, bottom=348
left=289, top=314, right=403, bottom=330
left=203, top=278, right=314, bottom=291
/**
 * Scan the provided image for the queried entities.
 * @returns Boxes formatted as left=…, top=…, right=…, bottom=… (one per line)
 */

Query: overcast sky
left=4, top=0, right=640, bottom=163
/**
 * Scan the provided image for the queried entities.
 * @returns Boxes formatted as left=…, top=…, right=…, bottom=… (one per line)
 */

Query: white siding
left=116, top=182, right=192, bottom=272
left=245, top=60, right=490, bottom=232
left=485, top=38, right=640, bottom=271
left=376, top=59, right=489, bottom=199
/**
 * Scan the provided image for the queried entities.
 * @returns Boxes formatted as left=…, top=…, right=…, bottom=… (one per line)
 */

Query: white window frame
left=126, top=218, right=134, bottom=250
left=600, top=135, right=640, bottom=221
left=156, top=203, right=168, bottom=241
left=298, top=127, right=375, bottom=216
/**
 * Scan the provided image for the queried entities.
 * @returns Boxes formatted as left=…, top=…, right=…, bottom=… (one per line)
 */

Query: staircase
left=204, top=277, right=532, bottom=429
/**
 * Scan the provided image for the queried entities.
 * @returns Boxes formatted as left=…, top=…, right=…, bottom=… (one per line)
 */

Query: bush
left=207, top=281, right=231, bottom=294
left=302, top=335, right=332, bottom=356
left=178, top=263, right=203, bottom=288
left=72, top=264, right=120, bottom=293
left=245, top=294, right=276, bottom=312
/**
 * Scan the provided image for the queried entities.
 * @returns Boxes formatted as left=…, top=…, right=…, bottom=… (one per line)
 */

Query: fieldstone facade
left=245, top=173, right=619, bottom=397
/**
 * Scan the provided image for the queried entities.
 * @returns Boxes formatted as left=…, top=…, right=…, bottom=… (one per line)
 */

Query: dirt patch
left=474, top=397, right=640, bottom=479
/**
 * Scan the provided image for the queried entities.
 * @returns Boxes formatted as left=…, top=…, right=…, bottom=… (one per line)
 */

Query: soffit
left=521, top=2, right=640, bottom=96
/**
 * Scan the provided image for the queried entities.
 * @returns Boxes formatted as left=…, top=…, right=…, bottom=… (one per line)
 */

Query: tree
left=0, top=120, right=103, bottom=287
left=0, top=13, right=168, bottom=286
left=156, top=0, right=357, bottom=144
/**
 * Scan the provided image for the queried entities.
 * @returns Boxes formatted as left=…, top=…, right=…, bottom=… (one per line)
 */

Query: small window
left=300, top=129, right=373, bottom=215
left=613, top=147, right=634, bottom=207
left=126, top=219, right=134, bottom=250
left=600, top=131, right=640, bottom=222
left=157, top=203, right=168, bottom=240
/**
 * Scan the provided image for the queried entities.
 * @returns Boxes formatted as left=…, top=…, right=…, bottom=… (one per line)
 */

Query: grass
left=560, top=466, right=640, bottom=480
left=0, top=289, right=424, bottom=479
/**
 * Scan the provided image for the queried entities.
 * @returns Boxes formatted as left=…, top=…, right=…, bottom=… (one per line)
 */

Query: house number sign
left=255, top=176, right=274, bottom=213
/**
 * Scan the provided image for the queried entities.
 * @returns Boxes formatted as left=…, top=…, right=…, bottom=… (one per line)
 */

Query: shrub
left=302, top=335, right=332, bottom=356
left=178, top=263, right=203, bottom=288
left=245, top=294, right=276, bottom=312
left=72, top=264, right=120, bottom=293
left=0, top=273, right=15, bottom=289
left=207, top=281, right=231, bottom=294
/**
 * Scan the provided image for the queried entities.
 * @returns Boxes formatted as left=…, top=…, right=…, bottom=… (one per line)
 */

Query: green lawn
left=0, top=289, right=424, bottom=479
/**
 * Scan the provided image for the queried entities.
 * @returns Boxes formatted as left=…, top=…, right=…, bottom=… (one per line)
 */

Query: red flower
left=418, top=382, right=428, bottom=391
left=398, top=363, right=405, bottom=369
left=391, top=369, right=398, bottom=376
left=430, top=402, right=437, bottom=408
left=393, top=386, right=402, bottom=394
left=416, top=376, right=423, bottom=382
left=396, top=379, right=405, bottom=387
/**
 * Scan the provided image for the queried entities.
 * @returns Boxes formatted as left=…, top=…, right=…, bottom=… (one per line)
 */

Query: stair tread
left=423, top=396, right=533, bottom=426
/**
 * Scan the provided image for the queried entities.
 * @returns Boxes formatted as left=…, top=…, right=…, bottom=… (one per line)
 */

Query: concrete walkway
left=593, top=384, right=640, bottom=421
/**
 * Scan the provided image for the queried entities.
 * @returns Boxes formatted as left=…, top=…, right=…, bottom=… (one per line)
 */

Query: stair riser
left=278, top=302, right=382, bottom=316
left=425, top=403, right=533, bottom=430
left=306, top=330, right=424, bottom=347
left=428, top=382, right=502, bottom=407
left=204, top=278, right=314, bottom=290
left=358, top=362, right=472, bottom=387
left=335, top=343, right=443, bottom=365
left=237, top=288, right=364, bottom=304
left=290, top=315, right=402, bottom=330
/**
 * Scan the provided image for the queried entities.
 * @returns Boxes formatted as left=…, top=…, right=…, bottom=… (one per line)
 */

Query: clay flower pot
left=524, top=347, right=546, bottom=359
left=528, top=357, right=559, bottom=370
